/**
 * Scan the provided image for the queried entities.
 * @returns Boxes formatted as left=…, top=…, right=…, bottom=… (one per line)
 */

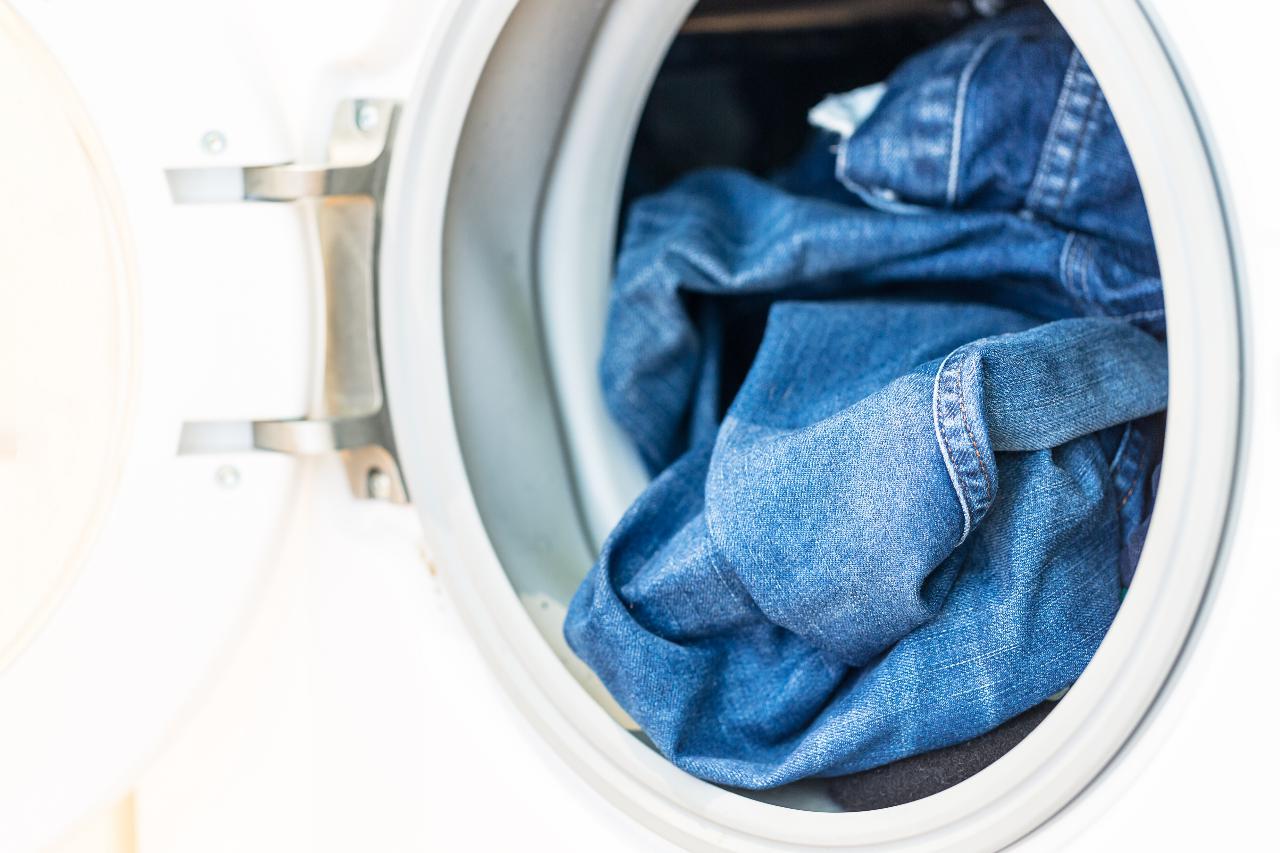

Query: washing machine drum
left=381, top=0, right=1241, bottom=845
left=2, top=0, right=1245, bottom=849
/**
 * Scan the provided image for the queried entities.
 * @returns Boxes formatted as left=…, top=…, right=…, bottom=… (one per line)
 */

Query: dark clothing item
left=828, top=702, right=1055, bottom=811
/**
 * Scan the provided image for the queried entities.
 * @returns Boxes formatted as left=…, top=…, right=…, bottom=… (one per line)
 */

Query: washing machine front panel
left=3, top=0, right=1274, bottom=850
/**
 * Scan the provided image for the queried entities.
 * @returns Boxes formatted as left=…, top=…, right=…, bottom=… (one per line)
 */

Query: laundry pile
left=564, top=6, right=1166, bottom=791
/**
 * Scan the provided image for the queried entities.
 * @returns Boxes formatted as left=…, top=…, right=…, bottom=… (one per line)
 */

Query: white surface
left=536, top=0, right=683, bottom=547
left=135, top=458, right=665, bottom=852
left=0, top=2, right=312, bottom=850
left=1031, top=0, right=1280, bottom=846
left=1, top=0, right=1275, bottom=850
left=0, top=8, right=133, bottom=672
left=808, top=83, right=889, bottom=139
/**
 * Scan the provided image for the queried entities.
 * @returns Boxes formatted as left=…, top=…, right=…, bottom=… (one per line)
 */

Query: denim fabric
left=602, top=6, right=1162, bottom=478
left=566, top=7, right=1168, bottom=789
left=828, top=701, right=1058, bottom=811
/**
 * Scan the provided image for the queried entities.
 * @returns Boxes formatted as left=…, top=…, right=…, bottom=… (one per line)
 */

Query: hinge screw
left=215, top=464, right=241, bottom=489
left=367, top=468, right=393, bottom=500
left=355, top=102, right=380, bottom=133
left=201, top=130, right=227, bottom=155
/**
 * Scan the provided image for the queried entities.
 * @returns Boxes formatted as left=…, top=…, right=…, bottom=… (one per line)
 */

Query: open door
left=0, top=6, right=309, bottom=849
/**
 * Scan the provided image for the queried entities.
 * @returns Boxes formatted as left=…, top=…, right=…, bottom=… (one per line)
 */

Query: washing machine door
left=0, top=4, right=318, bottom=849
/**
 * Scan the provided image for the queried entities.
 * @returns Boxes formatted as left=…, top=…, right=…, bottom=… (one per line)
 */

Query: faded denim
left=565, top=7, right=1167, bottom=789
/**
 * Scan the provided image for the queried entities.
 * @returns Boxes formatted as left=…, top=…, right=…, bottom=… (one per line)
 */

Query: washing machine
left=1, top=0, right=1274, bottom=850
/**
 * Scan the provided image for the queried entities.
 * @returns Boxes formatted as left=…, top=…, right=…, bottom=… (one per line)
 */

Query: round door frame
left=380, top=0, right=1244, bottom=848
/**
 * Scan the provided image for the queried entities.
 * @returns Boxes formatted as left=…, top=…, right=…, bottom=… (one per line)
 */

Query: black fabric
left=621, top=8, right=972, bottom=207
left=828, top=702, right=1056, bottom=811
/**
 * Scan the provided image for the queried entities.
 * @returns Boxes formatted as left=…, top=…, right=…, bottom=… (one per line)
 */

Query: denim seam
left=1026, top=50, right=1100, bottom=216
left=1060, top=235, right=1166, bottom=323
left=959, top=361, right=993, bottom=498
left=1109, top=422, right=1136, bottom=474
left=1057, top=231, right=1095, bottom=310
left=835, top=172, right=936, bottom=215
left=933, top=348, right=995, bottom=544
left=1073, top=235, right=1093, bottom=305
left=1117, top=447, right=1145, bottom=511
left=1051, top=82, right=1101, bottom=212
left=947, top=31, right=1012, bottom=206
left=1116, top=429, right=1150, bottom=512
left=834, top=138, right=934, bottom=215
left=1026, top=52, right=1081, bottom=212
left=933, top=349, right=973, bottom=542
left=1057, top=232, right=1079, bottom=301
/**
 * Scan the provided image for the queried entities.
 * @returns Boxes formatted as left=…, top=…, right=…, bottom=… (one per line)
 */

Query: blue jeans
left=565, top=6, right=1166, bottom=790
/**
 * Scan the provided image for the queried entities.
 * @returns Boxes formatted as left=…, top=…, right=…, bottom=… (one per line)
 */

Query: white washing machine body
left=1, top=0, right=1275, bottom=850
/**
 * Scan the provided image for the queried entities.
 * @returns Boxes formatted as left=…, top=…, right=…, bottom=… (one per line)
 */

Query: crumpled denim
left=565, top=6, right=1168, bottom=789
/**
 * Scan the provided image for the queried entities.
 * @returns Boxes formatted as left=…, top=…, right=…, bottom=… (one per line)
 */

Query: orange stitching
left=954, top=356, right=994, bottom=499
left=1117, top=438, right=1148, bottom=511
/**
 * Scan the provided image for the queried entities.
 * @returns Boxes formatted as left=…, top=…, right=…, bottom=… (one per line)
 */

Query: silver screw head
left=367, top=468, right=393, bottom=500
left=201, top=130, right=227, bottom=155
left=215, top=464, right=241, bottom=489
left=355, top=102, right=380, bottom=132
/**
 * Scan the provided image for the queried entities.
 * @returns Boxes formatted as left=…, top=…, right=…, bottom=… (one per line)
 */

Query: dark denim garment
left=565, top=7, right=1167, bottom=789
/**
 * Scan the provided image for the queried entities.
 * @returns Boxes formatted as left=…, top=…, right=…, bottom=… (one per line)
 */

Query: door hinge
left=171, top=99, right=408, bottom=503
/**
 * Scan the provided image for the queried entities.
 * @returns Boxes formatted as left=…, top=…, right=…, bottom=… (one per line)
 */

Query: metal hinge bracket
left=171, top=99, right=408, bottom=502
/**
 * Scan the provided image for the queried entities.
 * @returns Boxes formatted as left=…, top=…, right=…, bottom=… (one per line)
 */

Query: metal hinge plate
left=170, top=99, right=408, bottom=503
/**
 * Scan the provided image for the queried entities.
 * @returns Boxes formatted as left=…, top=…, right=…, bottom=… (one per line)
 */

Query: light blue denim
left=565, top=7, right=1168, bottom=789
